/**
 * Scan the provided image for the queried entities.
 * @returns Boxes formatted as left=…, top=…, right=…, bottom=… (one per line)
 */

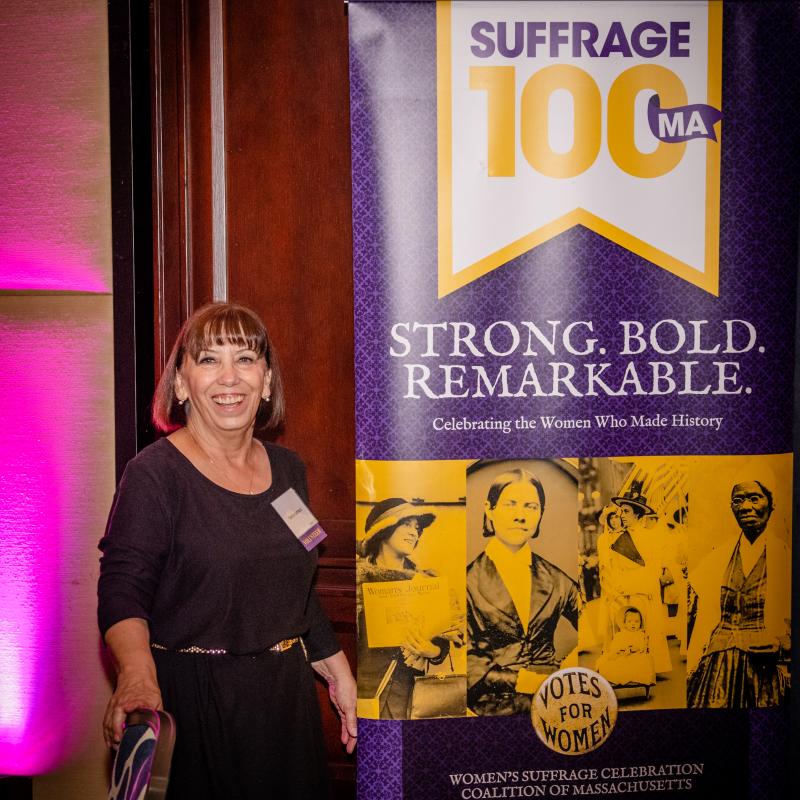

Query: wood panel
left=151, top=0, right=189, bottom=370
left=150, top=0, right=356, bottom=795
left=223, top=0, right=355, bottom=563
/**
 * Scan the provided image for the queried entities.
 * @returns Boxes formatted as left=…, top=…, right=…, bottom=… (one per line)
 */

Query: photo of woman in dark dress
left=467, top=468, right=580, bottom=715
left=98, top=303, right=356, bottom=798
left=687, top=477, right=791, bottom=708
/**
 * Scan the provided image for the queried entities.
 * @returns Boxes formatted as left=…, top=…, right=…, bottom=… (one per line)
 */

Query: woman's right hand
left=102, top=618, right=162, bottom=748
left=103, top=669, right=163, bottom=748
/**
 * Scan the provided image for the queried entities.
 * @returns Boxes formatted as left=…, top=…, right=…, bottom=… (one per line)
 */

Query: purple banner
left=350, top=2, right=799, bottom=798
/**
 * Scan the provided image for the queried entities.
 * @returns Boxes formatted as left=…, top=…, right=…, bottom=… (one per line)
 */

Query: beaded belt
left=151, top=637, right=305, bottom=657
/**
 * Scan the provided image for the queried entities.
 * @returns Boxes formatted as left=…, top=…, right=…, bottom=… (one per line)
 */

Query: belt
left=151, top=637, right=306, bottom=657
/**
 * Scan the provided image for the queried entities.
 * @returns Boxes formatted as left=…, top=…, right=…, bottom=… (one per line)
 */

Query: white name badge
left=271, top=488, right=327, bottom=551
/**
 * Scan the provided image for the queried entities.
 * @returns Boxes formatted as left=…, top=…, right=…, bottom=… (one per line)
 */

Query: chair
left=108, top=709, right=176, bottom=800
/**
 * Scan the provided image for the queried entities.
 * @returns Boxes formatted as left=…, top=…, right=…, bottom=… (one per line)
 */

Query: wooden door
left=150, top=0, right=356, bottom=794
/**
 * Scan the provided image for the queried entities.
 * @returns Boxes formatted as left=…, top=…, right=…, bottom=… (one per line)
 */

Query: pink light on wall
left=0, top=300, right=115, bottom=774
left=0, top=314, right=66, bottom=770
left=0, top=0, right=116, bottom=784
left=0, top=2, right=112, bottom=294
left=0, top=246, right=110, bottom=294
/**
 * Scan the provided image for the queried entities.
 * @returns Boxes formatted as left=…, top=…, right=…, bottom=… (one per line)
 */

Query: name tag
left=271, top=488, right=327, bottom=551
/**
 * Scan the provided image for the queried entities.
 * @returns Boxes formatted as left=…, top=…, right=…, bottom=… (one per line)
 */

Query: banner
left=349, top=2, right=799, bottom=797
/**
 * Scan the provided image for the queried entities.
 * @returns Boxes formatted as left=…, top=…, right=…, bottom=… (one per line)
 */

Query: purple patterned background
left=359, top=707, right=787, bottom=800
left=350, top=1, right=800, bottom=462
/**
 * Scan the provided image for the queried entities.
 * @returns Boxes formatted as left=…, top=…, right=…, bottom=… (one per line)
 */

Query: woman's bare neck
left=175, top=420, right=254, bottom=465
left=376, top=550, right=407, bottom=571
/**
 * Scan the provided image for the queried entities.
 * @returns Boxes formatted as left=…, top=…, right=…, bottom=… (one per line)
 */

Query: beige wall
left=0, top=2, right=115, bottom=797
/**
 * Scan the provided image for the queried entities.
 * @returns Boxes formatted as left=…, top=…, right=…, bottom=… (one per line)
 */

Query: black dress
left=98, top=438, right=340, bottom=799
left=687, top=543, right=785, bottom=708
left=467, top=551, right=580, bottom=715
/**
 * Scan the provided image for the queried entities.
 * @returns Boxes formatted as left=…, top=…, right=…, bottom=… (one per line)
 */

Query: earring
left=262, top=393, right=271, bottom=402
left=178, top=399, right=186, bottom=406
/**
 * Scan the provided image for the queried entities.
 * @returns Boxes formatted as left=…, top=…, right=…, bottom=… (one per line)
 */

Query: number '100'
left=470, top=64, right=689, bottom=179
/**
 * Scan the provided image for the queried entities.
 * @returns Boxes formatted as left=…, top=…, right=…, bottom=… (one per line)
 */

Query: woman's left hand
left=311, top=650, right=358, bottom=754
left=327, top=673, right=358, bottom=754
left=402, top=630, right=441, bottom=660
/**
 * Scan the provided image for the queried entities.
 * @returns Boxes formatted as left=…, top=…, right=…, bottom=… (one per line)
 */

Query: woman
left=98, top=302, right=356, bottom=799
left=594, top=505, right=623, bottom=650
left=604, top=484, right=673, bottom=674
left=356, top=497, right=460, bottom=719
left=467, top=469, right=580, bottom=715
left=687, top=478, right=791, bottom=708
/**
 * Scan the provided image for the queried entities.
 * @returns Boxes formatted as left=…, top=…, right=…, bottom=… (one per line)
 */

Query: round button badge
left=531, top=667, right=618, bottom=756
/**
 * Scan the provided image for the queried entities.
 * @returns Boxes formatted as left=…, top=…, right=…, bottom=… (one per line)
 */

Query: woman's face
left=617, top=503, right=640, bottom=529
left=382, top=518, right=422, bottom=558
left=176, top=342, right=270, bottom=436
left=486, top=480, right=543, bottom=552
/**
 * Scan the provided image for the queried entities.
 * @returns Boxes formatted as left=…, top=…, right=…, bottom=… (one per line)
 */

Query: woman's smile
left=385, top=520, right=421, bottom=558
left=212, top=392, right=246, bottom=409
left=176, top=344, right=270, bottom=433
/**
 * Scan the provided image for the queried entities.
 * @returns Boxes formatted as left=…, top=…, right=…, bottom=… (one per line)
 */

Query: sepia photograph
left=355, top=460, right=468, bottom=720
left=465, top=459, right=580, bottom=716
left=686, top=455, right=792, bottom=709
left=577, top=457, right=688, bottom=710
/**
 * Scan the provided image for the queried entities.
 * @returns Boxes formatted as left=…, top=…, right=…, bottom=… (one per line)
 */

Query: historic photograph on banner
left=577, top=457, right=688, bottom=710
left=465, top=458, right=580, bottom=716
left=355, top=459, right=469, bottom=720
left=685, top=454, right=792, bottom=709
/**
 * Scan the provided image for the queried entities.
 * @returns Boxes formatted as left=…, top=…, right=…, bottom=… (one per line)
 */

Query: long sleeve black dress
left=98, top=438, right=339, bottom=799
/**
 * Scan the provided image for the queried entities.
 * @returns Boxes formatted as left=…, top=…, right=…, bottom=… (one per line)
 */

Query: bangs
left=153, top=301, right=285, bottom=433
left=182, top=305, right=269, bottom=363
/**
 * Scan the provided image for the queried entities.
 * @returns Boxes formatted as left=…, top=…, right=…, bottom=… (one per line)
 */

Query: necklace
left=187, top=430, right=257, bottom=494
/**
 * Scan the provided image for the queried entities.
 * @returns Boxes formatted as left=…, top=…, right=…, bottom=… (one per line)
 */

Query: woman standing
left=467, top=469, right=580, bottom=715
left=687, top=478, right=791, bottom=708
left=98, top=303, right=356, bottom=798
left=356, top=497, right=460, bottom=719
left=604, top=484, right=673, bottom=675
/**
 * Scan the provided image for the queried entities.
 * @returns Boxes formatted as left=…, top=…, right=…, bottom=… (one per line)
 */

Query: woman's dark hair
left=483, top=468, right=546, bottom=538
left=152, top=302, right=285, bottom=432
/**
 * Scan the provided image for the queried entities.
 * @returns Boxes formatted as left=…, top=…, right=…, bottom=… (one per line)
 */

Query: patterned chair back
left=108, top=709, right=176, bottom=800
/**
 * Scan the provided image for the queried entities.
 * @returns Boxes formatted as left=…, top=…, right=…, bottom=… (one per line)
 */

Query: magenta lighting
left=0, top=307, right=111, bottom=774
left=0, top=323, right=65, bottom=770
left=0, top=0, right=115, bottom=779
left=0, top=246, right=110, bottom=293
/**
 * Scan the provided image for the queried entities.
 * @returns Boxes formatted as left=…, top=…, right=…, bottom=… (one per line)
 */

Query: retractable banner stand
left=349, top=2, right=799, bottom=798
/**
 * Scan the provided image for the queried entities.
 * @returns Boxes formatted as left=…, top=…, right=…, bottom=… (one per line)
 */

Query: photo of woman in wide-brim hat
left=356, top=497, right=459, bottom=719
